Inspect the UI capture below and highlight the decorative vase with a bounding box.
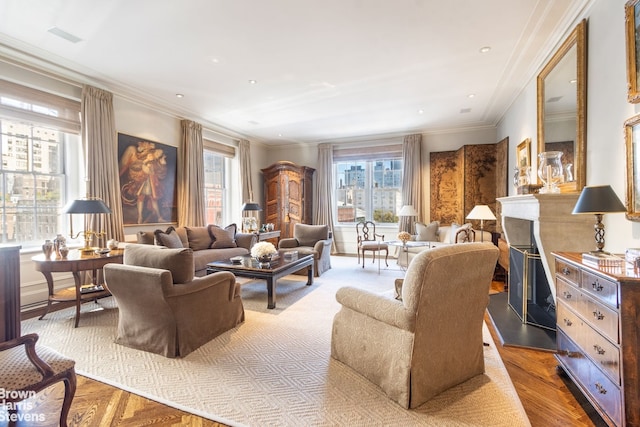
[58,245,69,259]
[537,151,564,193]
[256,254,273,268]
[107,239,119,250]
[42,240,54,260]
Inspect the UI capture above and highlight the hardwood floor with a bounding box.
[11,281,605,426]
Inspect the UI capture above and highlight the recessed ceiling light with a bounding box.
[211,58,220,63]
[175,93,184,98]
[479,46,491,54]
[249,80,257,84]
[417,109,424,114]
[468,94,475,98]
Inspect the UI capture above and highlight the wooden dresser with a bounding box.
[553,252,640,427]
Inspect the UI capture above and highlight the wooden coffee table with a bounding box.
[206,253,314,309]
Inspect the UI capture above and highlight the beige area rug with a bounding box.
[22,256,531,427]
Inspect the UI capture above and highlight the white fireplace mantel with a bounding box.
[498,194,594,299]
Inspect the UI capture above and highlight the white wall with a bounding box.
[498,0,638,254]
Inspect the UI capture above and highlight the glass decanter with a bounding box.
[537,151,564,193]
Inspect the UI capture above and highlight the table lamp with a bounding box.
[466,205,496,242]
[63,197,112,255]
[572,185,626,253]
[398,205,418,234]
[241,201,262,232]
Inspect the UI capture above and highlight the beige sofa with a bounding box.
[137,225,257,276]
[331,243,499,408]
[104,244,244,358]
[398,221,492,267]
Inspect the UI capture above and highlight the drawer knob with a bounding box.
[595,382,607,394]
[562,267,571,276]
[592,281,604,292]
[563,318,573,327]
[593,344,606,355]
[563,291,572,299]
[592,310,605,320]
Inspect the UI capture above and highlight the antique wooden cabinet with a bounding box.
[261,161,314,240]
[553,252,640,427]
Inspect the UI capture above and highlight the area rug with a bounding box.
[22,256,531,426]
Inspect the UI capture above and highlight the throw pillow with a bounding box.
[136,231,154,245]
[208,224,238,249]
[154,226,184,248]
[415,221,439,241]
[185,226,213,251]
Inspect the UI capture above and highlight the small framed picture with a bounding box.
[516,138,531,167]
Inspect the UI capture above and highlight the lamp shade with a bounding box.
[398,205,418,216]
[466,205,496,221]
[241,202,262,212]
[63,198,112,214]
[572,185,626,214]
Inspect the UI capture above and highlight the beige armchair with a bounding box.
[278,223,332,276]
[331,242,499,408]
[104,244,244,358]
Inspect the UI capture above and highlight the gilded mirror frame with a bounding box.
[536,19,587,192]
[625,114,640,221]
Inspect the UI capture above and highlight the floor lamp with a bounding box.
[466,205,496,242]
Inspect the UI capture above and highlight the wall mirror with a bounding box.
[537,19,587,192]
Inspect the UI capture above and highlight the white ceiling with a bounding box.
[0,0,589,145]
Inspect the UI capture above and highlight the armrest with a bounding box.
[166,271,238,301]
[236,233,257,250]
[278,237,299,249]
[313,239,332,254]
[335,286,414,331]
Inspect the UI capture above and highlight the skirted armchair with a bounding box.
[278,223,332,276]
[331,242,499,408]
[104,244,244,358]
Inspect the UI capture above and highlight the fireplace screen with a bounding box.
[508,246,556,331]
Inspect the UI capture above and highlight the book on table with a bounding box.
[80,284,104,294]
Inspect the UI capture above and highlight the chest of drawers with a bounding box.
[553,252,640,427]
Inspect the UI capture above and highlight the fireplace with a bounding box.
[508,245,555,330]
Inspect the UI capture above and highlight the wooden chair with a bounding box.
[0,333,76,426]
[356,221,388,268]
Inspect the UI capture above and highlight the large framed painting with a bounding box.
[626,0,640,103]
[625,114,640,221]
[117,133,177,225]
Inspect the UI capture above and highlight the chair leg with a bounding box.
[59,370,77,427]
[383,248,389,267]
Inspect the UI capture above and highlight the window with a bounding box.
[334,149,403,224]
[203,149,226,225]
[0,80,81,247]
[203,139,235,226]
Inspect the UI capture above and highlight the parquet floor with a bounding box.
[10,281,604,426]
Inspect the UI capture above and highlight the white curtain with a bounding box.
[177,120,205,227]
[399,134,423,233]
[81,85,125,241]
[313,143,337,253]
[239,139,254,202]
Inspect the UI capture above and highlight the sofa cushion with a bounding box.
[415,221,439,241]
[124,244,194,283]
[192,247,248,273]
[208,224,238,249]
[185,226,212,251]
[154,226,184,248]
[296,224,329,247]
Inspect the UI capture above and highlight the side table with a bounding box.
[32,249,124,327]
[387,240,433,269]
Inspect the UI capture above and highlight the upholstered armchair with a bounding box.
[331,242,499,408]
[278,223,333,276]
[0,333,76,427]
[103,244,244,358]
